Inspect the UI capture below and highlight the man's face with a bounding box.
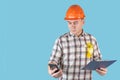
[67,19,84,36]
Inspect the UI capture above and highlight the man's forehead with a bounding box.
[67,19,80,22]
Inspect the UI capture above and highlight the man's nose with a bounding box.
[71,24,76,28]
[71,22,75,26]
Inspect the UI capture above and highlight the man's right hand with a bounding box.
[48,65,63,78]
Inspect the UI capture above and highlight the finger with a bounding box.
[100,68,107,72]
[96,68,106,72]
[52,70,62,78]
[50,68,57,74]
[96,68,107,75]
[52,72,59,77]
[51,71,59,78]
[96,68,105,72]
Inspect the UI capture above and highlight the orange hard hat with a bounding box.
[64,5,85,20]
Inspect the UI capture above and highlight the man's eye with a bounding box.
[68,22,71,24]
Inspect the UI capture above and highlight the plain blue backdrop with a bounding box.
[0,0,120,80]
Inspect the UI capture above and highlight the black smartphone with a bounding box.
[48,64,60,73]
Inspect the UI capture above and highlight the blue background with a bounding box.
[0,0,119,80]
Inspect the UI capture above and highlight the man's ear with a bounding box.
[82,19,85,24]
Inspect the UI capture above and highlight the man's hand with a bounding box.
[96,68,107,76]
[48,67,63,78]
[51,69,63,78]
[48,62,63,78]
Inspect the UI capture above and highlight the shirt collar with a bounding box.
[69,30,85,37]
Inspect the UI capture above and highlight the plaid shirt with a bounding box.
[49,31,102,80]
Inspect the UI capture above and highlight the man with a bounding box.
[48,4,107,80]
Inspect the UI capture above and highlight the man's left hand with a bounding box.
[96,68,107,76]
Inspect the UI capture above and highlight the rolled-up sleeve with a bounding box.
[93,38,102,61]
[49,38,63,64]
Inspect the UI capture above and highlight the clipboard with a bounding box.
[82,60,116,70]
